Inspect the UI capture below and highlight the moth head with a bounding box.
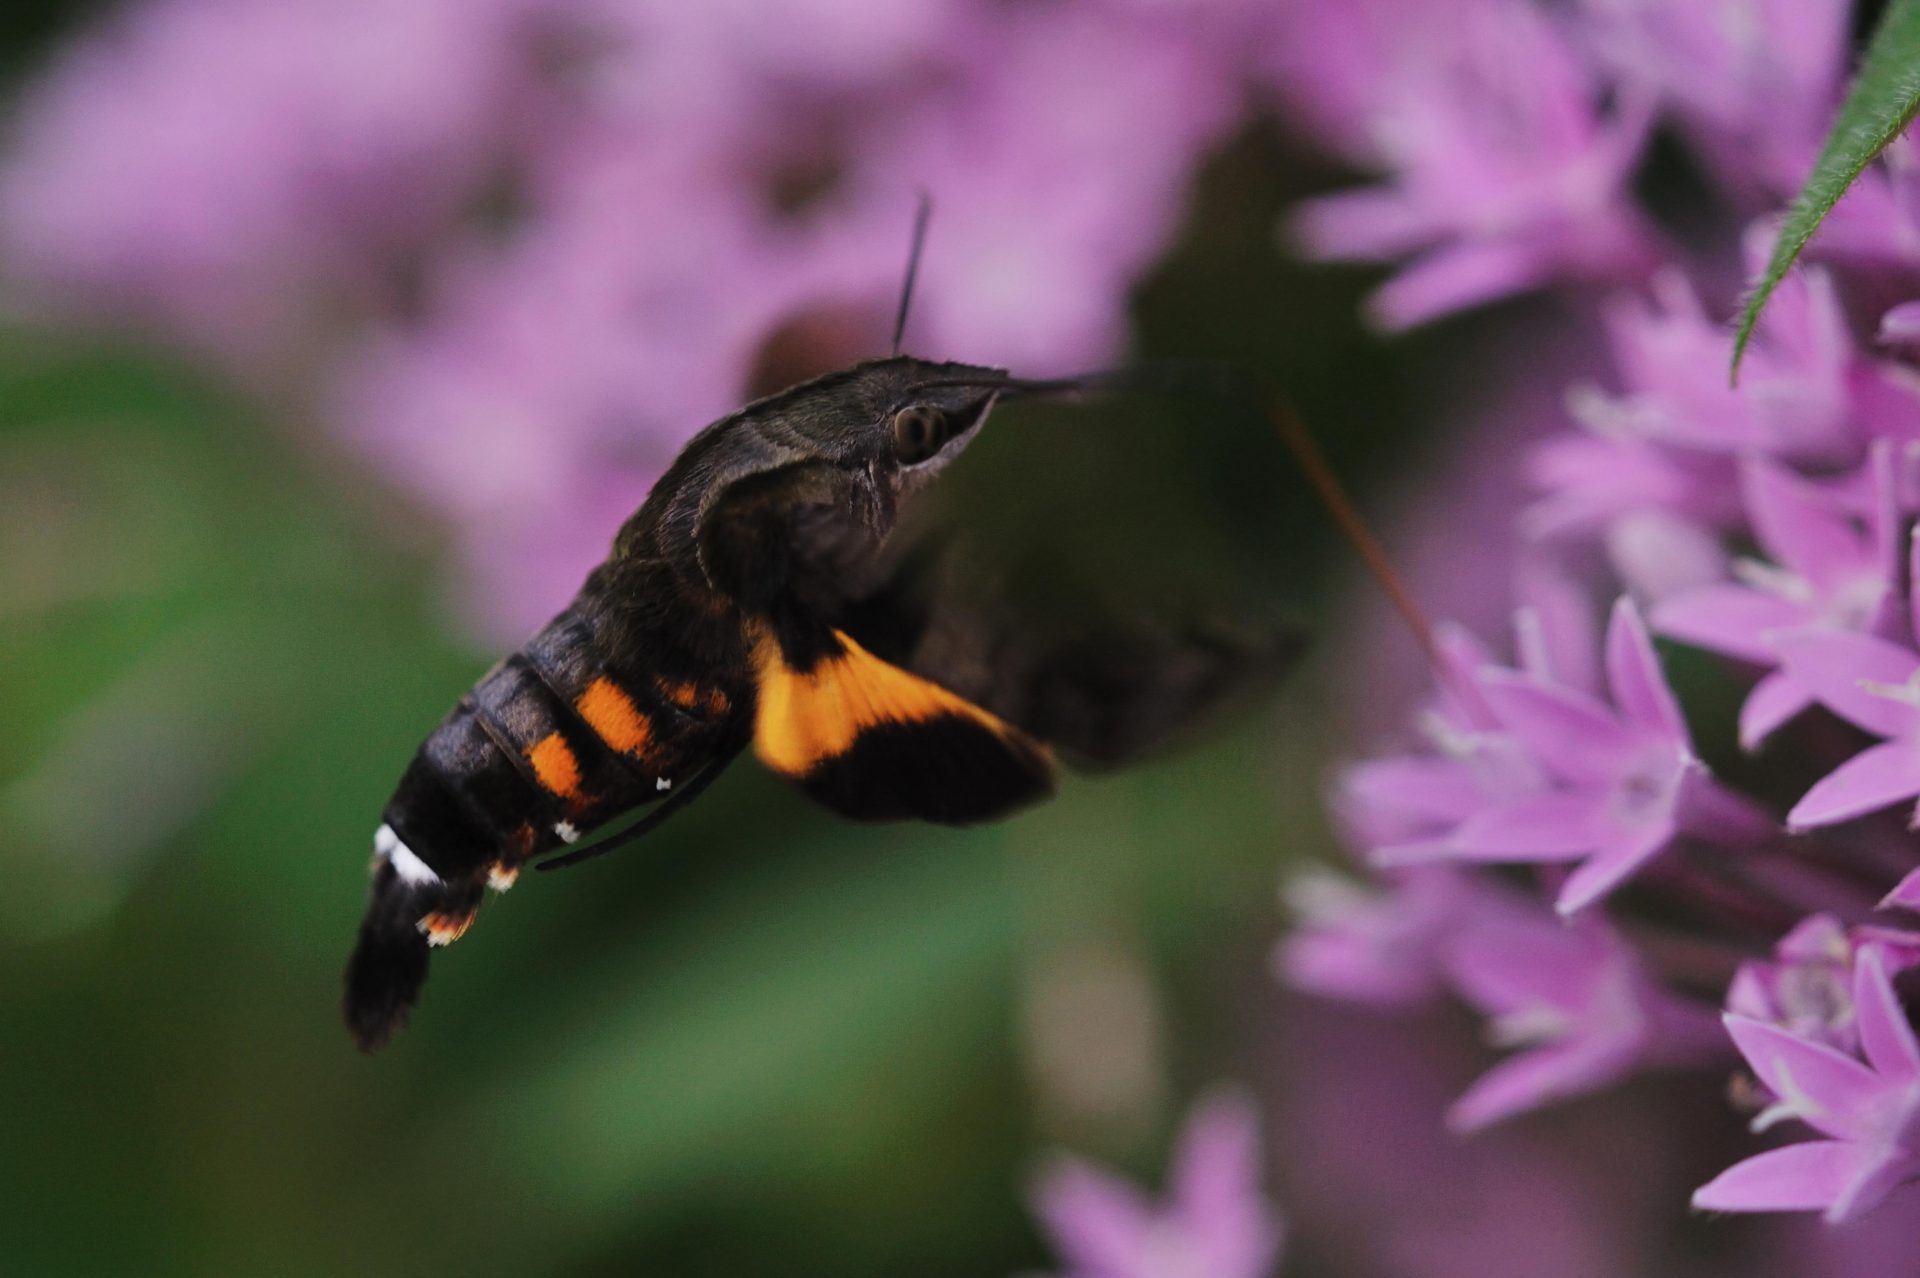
[767,355,1010,491]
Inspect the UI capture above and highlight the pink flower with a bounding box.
[1031,1091,1285,1278]
[1278,869,1476,1007]
[1443,904,1727,1131]
[1776,615,1920,831]
[1525,257,1869,551]
[1695,947,1920,1223]
[1728,916,1863,1057]
[1279,0,1659,329]
[1576,0,1847,199]
[1729,918,1920,1057]
[1379,598,1769,916]
[0,0,541,366]
[1655,449,1901,749]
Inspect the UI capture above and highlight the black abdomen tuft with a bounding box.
[342,862,434,1052]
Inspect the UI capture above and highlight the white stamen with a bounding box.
[376,824,441,886]
[1748,1057,1825,1134]
[1750,1100,1800,1133]
[1731,557,1815,605]
[554,820,580,843]
[1419,709,1477,759]
[1564,383,1659,439]
[1857,670,1920,707]
[656,777,672,791]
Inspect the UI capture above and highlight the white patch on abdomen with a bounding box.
[375,823,441,886]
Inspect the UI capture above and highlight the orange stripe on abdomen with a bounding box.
[526,731,584,799]
[575,677,654,758]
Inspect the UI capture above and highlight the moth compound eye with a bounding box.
[892,405,946,464]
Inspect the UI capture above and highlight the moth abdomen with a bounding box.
[467,653,655,844]
[345,593,754,1049]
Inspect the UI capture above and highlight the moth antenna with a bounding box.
[890,191,932,357]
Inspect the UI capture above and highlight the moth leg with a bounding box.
[536,727,750,872]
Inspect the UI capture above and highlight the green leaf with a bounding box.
[1732,0,1920,381]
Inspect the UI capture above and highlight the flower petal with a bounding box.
[1880,301,1920,343]
[1031,1157,1156,1271]
[1447,792,1608,859]
[1516,557,1600,695]
[1445,908,1609,1014]
[1853,947,1920,1084]
[1171,1090,1260,1207]
[1739,671,1811,751]
[1825,1147,1915,1224]
[1692,1141,1868,1214]
[1785,742,1920,831]
[1169,1090,1284,1277]
[1289,186,1444,261]
[1724,1015,1882,1140]
[1554,820,1675,915]
[1774,631,1920,739]
[1605,597,1689,741]
[1607,510,1727,601]
[1477,671,1638,784]
[1366,239,1549,332]
[1278,926,1437,1005]
[1742,458,1864,584]
[1341,756,1483,828]
[1446,1037,1639,1133]
[1654,585,1806,667]
[1880,865,1920,914]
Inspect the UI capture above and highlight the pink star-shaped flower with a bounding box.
[1695,947,1920,1223]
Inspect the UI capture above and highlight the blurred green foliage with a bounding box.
[0,17,1448,1262]
[0,0,97,75]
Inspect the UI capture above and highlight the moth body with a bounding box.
[345,355,1291,1050]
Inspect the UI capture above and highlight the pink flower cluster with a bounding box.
[1277,0,1920,1237]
